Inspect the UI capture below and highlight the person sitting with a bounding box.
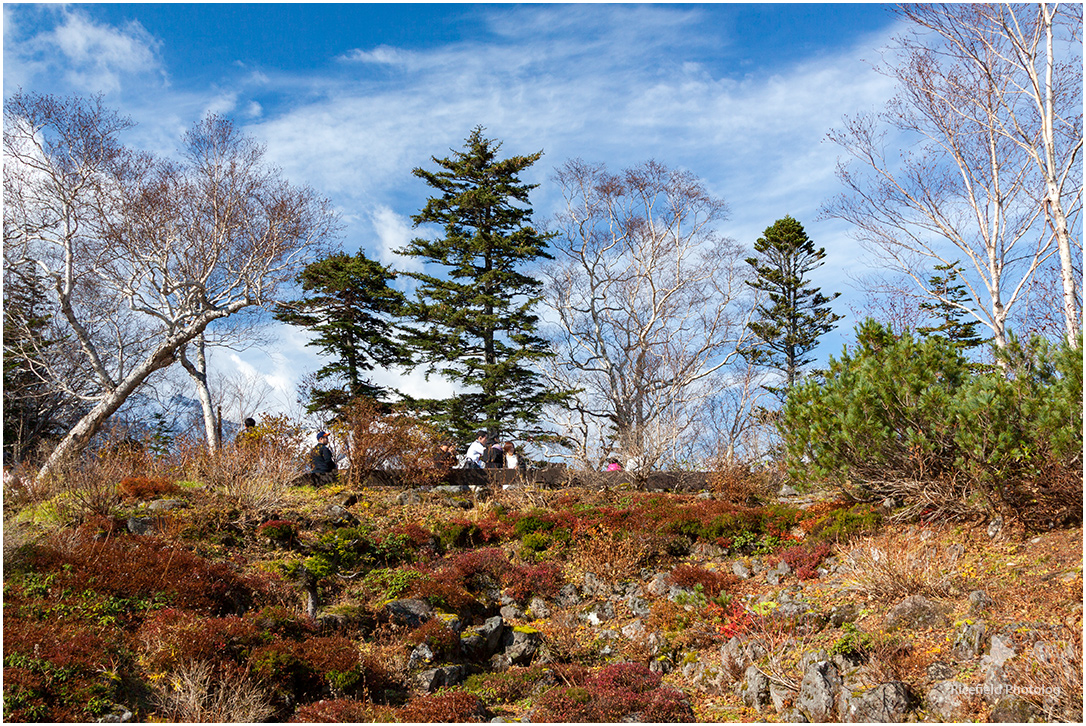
[464,432,488,469]
[484,440,506,469]
[503,442,519,469]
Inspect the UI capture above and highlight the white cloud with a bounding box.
[371,205,424,272]
[14,8,164,95]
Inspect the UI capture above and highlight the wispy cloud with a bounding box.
[8,7,164,95]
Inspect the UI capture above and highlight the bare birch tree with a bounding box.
[541,159,758,471]
[3,94,337,479]
[824,2,1082,350]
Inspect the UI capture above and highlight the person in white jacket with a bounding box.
[464,432,488,468]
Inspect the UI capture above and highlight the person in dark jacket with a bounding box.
[484,440,506,469]
[311,431,337,484]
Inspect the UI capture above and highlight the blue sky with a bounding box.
[5,3,904,420]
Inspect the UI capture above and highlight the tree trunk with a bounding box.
[179,334,220,453]
[36,347,177,481]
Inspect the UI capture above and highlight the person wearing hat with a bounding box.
[311,430,338,482]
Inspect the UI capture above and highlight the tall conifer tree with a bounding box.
[399,127,560,441]
[274,251,407,415]
[744,215,842,394]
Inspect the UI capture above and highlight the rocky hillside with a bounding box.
[3,472,1082,722]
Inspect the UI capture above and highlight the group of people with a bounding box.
[462,431,520,470]
[307,427,522,478]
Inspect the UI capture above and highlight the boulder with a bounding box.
[741,665,771,712]
[732,561,752,579]
[126,516,155,535]
[795,661,842,723]
[416,665,466,693]
[527,596,551,619]
[555,583,582,608]
[968,589,995,614]
[502,626,542,666]
[884,594,951,631]
[842,682,915,722]
[770,682,797,713]
[990,695,1038,722]
[627,595,651,617]
[953,619,987,660]
[146,498,187,511]
[926,680,970,721]
[385,598,434,628]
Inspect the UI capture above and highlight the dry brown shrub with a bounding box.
[838,529,961,602]
[707,464,772,505]
[42,449,134,518]
[566,530,655,582]
[535,611,604,664]
[334,399,448,489]
[153,659,273,722]
[183,417,305,517]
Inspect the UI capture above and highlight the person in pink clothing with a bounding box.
[605,458,622,471]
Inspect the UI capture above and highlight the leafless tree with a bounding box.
[3,94,338,479]
[541,159,758,471]
[824,2,1082,351]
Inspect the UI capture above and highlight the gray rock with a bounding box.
[780,484,799,497]
[385,598,435,628]
[778,707,810,722]
[396,489,422,506]
[827,603,858,628]
[627,595,651,618]
[926,680,969,721]
[842,682,915,722]
[798,649,829,674]
[795,661,842,722]
[126,516,155,535]
[582,600,615,625]
[646,572,670,596]
[500,604,525,621]
[983,634,1018,670]
[324,504,359,526]
[884,594,951,631]
[732,561,752,579]
[741,665,771,712]
[503,627,543,666]
[968,589,995,614]
[582,572,608,597]
[147,498,187,511]
[432,484,471,494]
[987,515,1004,538]
[555,583,581,608]
[925,661,956,681]
[953,619,987,660]
[832,651,865,679]
[691,541,726,559]
[990,695,1038,722]
[477,616,505,653]
[770,682,797,713]
[408,643,434,669]
[416,665,466,692]
[766,559,791,586]
[527,596,551,619]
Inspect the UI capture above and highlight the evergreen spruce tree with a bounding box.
[744,215,842,395]
[917,262,987,352]
[2,262,79,461]
[274,251,408,415]
[399,127,561,441]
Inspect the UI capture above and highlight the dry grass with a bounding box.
[838,527,962,601]
[152,660,273,723]
[566,530,656,582]
[187,437,303,517]
[1005,628,1083,722]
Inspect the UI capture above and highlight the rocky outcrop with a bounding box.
[884,594,951,631]
[795,660,843,722]
[842,682,916,722]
